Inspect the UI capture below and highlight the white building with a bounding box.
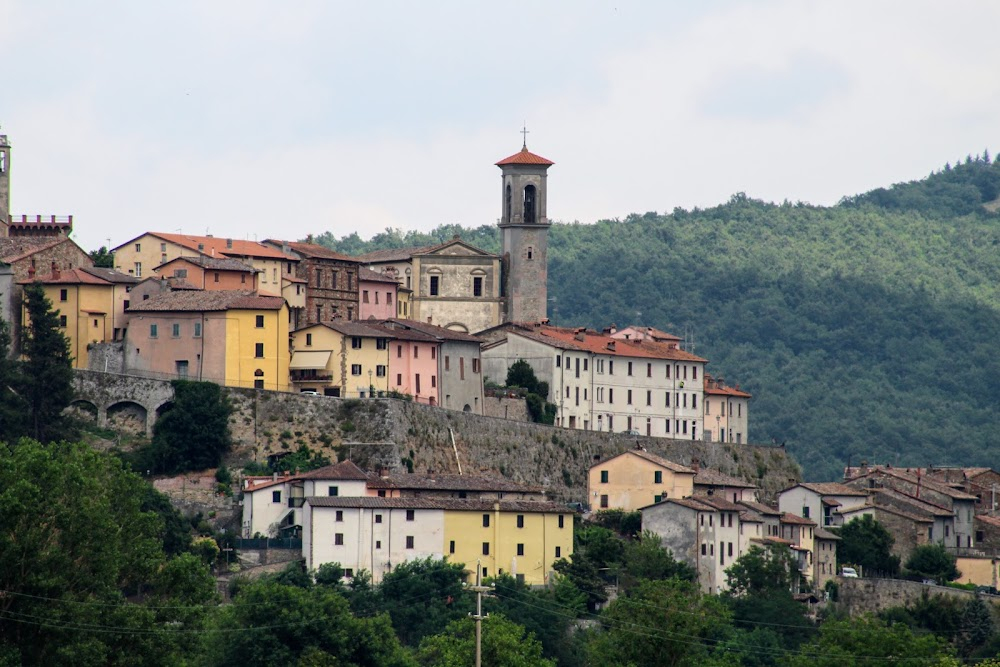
[479,322,708,437]
[777,482,869,528]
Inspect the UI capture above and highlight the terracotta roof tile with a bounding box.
[298,460,370,480]
[127,289,285,312]
[306,496,566,513]
[780,512,817,526]
[18,268,112,286]
[495,147,555,166]
[129,232,294,261]
[378,318,482,343]
[266,240,359,263]
[79,267,140,284]
[157,255,258,273]
[502,323,708,362]
[593,449,695,475]
[358,266,399,283]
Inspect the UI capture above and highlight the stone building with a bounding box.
[264,240,361,326]
[357,237,503,333]
[496,143,554,324]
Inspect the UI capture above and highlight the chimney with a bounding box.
[52,267,60,280]
[226,238,233,249]
[427,316,433,324]
[272,472,278,481]
[691,457,700,472]
[540,318,550,325]
[606,341,616,351]
[574,332,585,341]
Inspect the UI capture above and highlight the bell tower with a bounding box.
[0,132,10,236]
[497,135,554,323]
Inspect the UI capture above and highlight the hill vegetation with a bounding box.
[316,153,1000,481]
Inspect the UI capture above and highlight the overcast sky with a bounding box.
[2,1,998,252]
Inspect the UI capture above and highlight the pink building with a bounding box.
[154,256,259,291]
[358,267,398,320]
[381,325,440,405]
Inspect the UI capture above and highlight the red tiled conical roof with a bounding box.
[496,146,554,166]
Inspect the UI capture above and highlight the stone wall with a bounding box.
[71,372,801,504]
[837,577,995,615]
[482,396,529,422]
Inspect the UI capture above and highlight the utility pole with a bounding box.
[468,559,491,667]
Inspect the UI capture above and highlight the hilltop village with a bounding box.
[4,129,1000,605]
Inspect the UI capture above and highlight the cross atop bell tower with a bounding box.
[496,135,554,323]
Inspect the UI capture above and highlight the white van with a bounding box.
[841,567,859,578]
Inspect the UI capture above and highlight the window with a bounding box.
[387,292,392,305]
[362,290,369,303]
[430,276,440,296]
[376,338,387,350]
[608,388,614,404]
[135,243,141,252]
[375,514,383,524]
[406,536,415,549]
[516,515,525,528]
[647,363,652,377]
[352,337,362,349]
[517,543,524,556]
[255,343,264,358]
[473,277,483,297]
[255,315,265,328]
[449,540,455,554]
[600,495,609,508]
[414,346,419,359]
[376,365,387,377]
[482,542,490,555]
[406,510,415,521]
[396,374,402,385]
[194,322,202,337]
[802,506,810,518]
[59,289,68,302]
[172,323,180,337]
[558,515,565,528]
[397,345,403,358]
[555,546,562,558]
[627,390,632,405]
[692,394,697,409]
[654,470,663,484]
[705,399,710,415]
[176,360,189,377]
[59,315,67,327]
[431,375,436,388]
[647,390,652,406]
[272,491,281,503]
[666,392,671,407]
[351,364,362,376]
[627,362,633,376]
[335,510,343,521]
[693,366,698,379]
[335,533,344,545]
[431,347,436,360]
[556,355,560,368]
[254,379,265,389]
[213,272,220,283]
[600,470,609,484]
[609,360,614,375]
[150,324,158,338]
[329,486,339,497]
[483,514,490,528]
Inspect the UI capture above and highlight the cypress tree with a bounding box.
[19,283,75,442]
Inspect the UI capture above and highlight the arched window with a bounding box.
[523,185,537,224]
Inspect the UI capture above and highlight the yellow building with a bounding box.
[588,449,696,511]
[20,267,137,368]
[125,290,289,391]
[444,501,573,585]
[289,321,391,397]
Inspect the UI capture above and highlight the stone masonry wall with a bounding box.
[482,396,529,422]
[837,577,997,616]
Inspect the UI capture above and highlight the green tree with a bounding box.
[588,578,733,667]
[958,596,995,658]
[724,544,796,597]
[786,615,956,667]
[149,380,233,473]
[0,439,204,666]
[19,283,74,442]
[140,483,193,556]
[416,614,555,667]
[0,316,26,443]
[904,543,960,583]
[376,557,471,647]
[207,578,414,667]
[506,359,540,394]
[619,531,696,590]
[88,246,115,268]
[835,515,901,576]
[486,574,585,665]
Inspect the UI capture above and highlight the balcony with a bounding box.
[290,371,333,384]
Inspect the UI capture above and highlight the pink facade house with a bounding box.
[154,256,259,291]
[383,325,440,405]
[358,267,398,320]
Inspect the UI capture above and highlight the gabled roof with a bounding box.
[738,500,782,516]
[126,289,285,312]
[115,232,294,261]
[156,255,258,273]
[740,510,764,523]
[488,322,708,362]
[646,497,716,513]
[976,515,1000,529]
[589,449,695,475]
[784,482,869,497]
[265,239,359,263]
[814,528,841,540]
[780,512,817,526]
[358,266,399,284]
[693,469,757,489]
[844,467,978,501]
[365,472,542,494]
[306,497,565,513]
[703,375,752,398]
[300,320,392,339]
[495,146,554,166]
[79,267,139,284]
[377,318,482,343]
[356,238,496,263]
[299,460,369,481]
[18,268,113,286]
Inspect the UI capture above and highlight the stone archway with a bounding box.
[106,400,150,436]
[66,399,99,424]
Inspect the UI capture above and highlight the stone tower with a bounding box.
[0,133,10,236]
[497,142,554,323]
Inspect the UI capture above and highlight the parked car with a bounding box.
[841,567,859,578]
[624,429,641,436]
[300,390,319,396]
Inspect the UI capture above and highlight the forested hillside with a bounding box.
[316,155,1000,481]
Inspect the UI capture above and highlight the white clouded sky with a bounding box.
[2,1,998,251]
